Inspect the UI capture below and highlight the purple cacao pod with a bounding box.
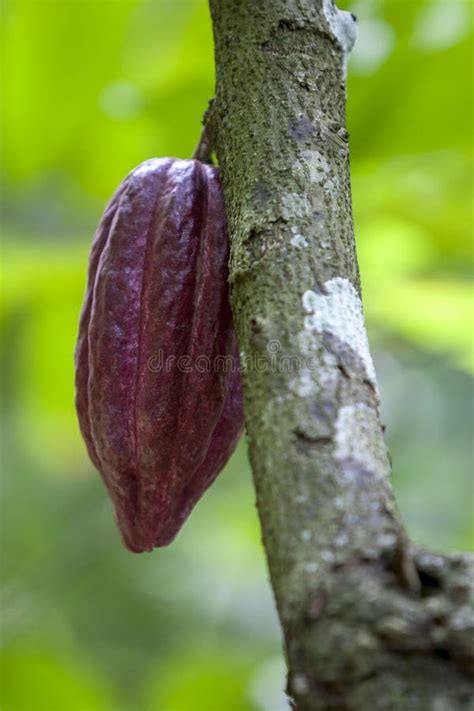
[75,158,244,552]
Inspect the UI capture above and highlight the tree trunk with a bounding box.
[208,1,473,709]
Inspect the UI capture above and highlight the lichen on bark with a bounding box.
[208,1,474,708]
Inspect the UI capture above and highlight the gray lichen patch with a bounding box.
[334,403,390,477]
[290,232,309,248]
[281,192,311,221]
[322,0,358,66]
[302,277,378,391]
[289,367,318,398]
[290,148,339,213]
[291,336,340,402]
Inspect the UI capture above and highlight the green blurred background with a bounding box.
[0,1,472,709]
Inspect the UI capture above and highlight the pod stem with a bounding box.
[193,99,216,164]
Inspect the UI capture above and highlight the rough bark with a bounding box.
[208,1,474,709]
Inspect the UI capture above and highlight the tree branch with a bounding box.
[208,1,474,708]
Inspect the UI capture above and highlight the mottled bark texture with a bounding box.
[208,1,474,709]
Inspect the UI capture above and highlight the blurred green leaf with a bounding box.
[357,217,474,371]
[0,652,114,711]
[2,0,213,200]
[1,241,89,476]
[368,276,473,372]
[143,651,257,711]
